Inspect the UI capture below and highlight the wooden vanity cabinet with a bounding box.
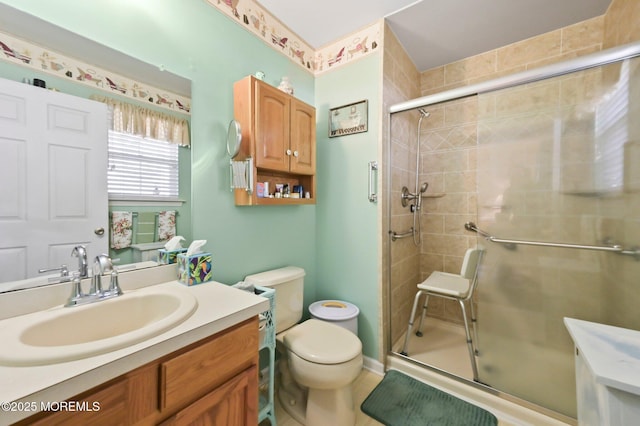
[19,317,259,426]
[159,365,257,425]
[234,75,316,206]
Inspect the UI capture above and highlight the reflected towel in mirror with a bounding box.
[110,212,133,249]
[158,211,176,241]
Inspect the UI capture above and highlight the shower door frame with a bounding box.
[385,39,640,416]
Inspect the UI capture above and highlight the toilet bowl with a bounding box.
[244,267,363,426]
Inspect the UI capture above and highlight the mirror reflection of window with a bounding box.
[108,132,180,201]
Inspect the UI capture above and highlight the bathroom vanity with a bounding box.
[0,265,269,425]
[565,318,640,425]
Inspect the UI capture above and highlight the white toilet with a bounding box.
[245,266,363,426]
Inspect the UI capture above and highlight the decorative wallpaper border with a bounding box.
[313,22,381,75]
[206,0,381,75]
[0,1,381,102]
[0,30,191,115]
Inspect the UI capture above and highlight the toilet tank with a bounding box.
[244,266,305,333]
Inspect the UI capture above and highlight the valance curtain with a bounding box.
[91,96,190,147]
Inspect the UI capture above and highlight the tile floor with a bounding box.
[264,318,574,426]
[264,319,480,425]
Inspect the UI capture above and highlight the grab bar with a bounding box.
[390,228,414,242]
[368,161,378,203]
[464,222,640,260]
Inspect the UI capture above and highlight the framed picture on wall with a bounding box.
[329,99,368,138]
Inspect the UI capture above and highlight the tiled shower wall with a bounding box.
[416,9,630,326]
[384,0,640,339]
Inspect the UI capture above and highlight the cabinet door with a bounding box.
[255,82,290,172]
[159,365,258,426]
[290,98,316,175]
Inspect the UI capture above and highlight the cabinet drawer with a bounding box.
[160,317,258,411]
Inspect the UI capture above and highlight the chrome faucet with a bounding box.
[65,254,123,307]
[90,254,123,296]
[71,245,89,278]
[38,245,90,284]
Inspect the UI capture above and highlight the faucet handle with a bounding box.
[95,254,114,273]
[39,265,70,283]
[90,254,116,295]
[108,268,123,296]
[38,264,69,276]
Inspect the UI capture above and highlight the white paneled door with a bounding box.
[0,78,108,283]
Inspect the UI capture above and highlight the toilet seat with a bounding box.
[283,319,362,364]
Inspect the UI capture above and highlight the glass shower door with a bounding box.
[475,56,640,417]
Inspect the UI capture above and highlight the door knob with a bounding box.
[286,149,292,156]
[293,150,299,157]
[94,227,105,236]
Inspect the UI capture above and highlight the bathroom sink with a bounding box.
[0,285,198,366]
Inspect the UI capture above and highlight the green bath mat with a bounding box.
[361,370,497,426]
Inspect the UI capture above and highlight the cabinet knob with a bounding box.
[286,149,292,156]
[293,150,299,157]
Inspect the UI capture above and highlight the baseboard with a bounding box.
[363,355,385,375]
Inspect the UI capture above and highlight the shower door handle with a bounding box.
[368,161,378,203]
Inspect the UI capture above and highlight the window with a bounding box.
[94,96,190,202]
[107,131,180,201]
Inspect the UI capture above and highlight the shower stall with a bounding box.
[386,41,640,419]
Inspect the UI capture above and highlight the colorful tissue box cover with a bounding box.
[177,252,213,285]
[158,248,188,264]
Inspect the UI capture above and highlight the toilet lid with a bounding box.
[283,319,362,365]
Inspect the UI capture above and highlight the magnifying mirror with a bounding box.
[226,119,242,158]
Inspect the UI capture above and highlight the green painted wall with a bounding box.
[315,53,382,359]
[0,0,317,305]
[1,0,384,359]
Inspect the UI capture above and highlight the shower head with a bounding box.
[418,108,430,117]
[419,182,428,193]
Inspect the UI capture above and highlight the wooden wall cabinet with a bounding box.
[19,317,259,426]
[233,76,316,206]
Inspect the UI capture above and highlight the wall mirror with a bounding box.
[226,119,242,158]
[0,4,192,293]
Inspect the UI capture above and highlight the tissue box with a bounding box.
[158,248,188,264]
[177,252,213,285]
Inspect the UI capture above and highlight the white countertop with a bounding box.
[0,274,268,425]
[564,317,640,396]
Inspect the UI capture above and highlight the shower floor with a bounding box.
[393,317,473,380]
[392,319,577,424]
